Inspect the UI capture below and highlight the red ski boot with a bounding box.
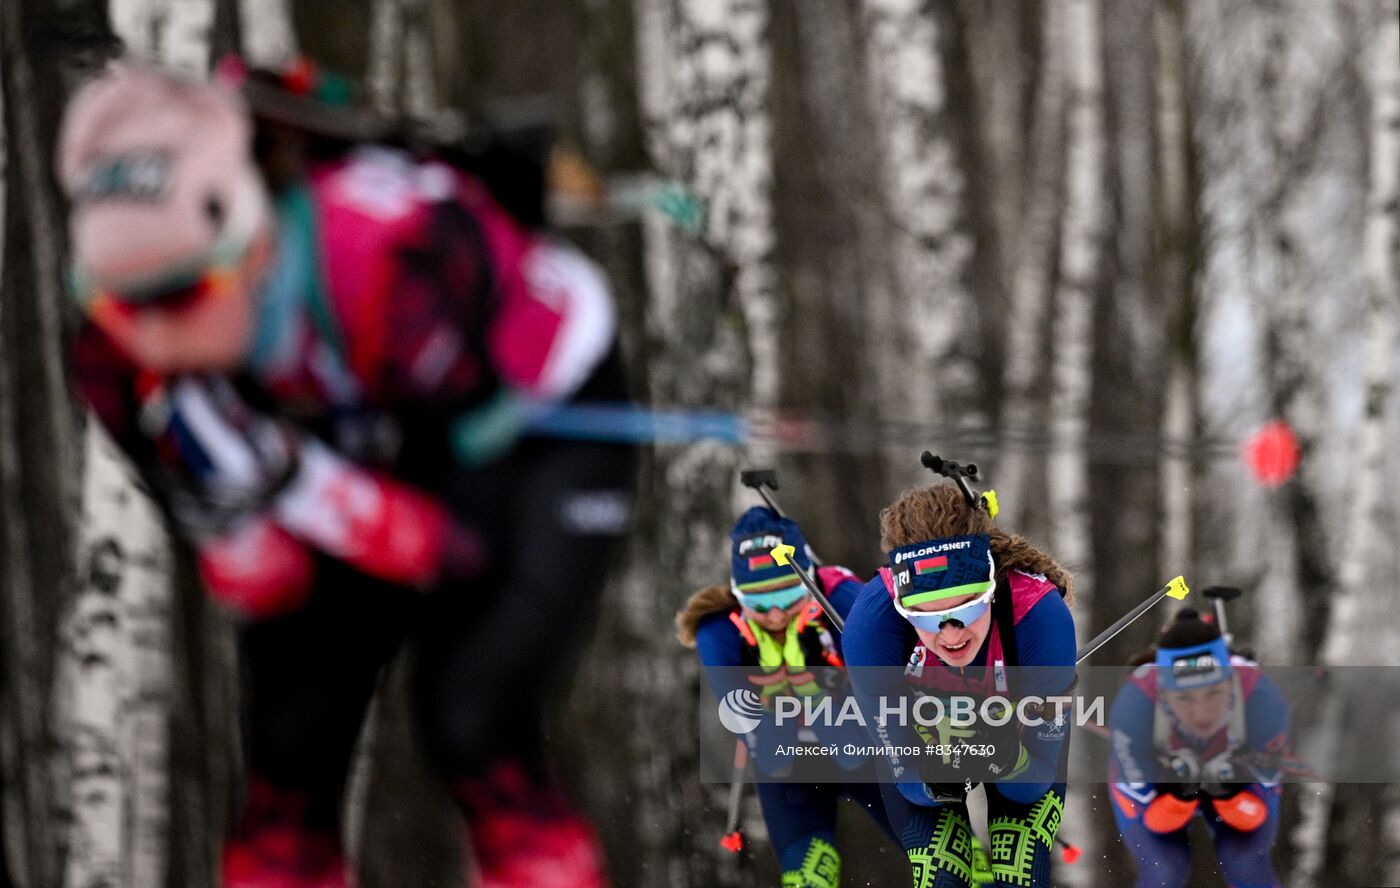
[222,779,348,888]
[459,762,609,888]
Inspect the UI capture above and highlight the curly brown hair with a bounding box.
[674,584,738,648]
[879,482,1075,604]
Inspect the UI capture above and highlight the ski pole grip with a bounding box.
[1075,577,1190,665]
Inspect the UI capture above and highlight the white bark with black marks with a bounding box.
[1155,0,1196,579]
[57,4,215,884]
[859,0,977,426]
[366,0,404,113]
[57,426,175,888]
[1323,0,1399,667]
[643,0,779,434]
[109,0,216,72]
[364,0,437,121]
[237,0,297,69]
[1187,0,1364,879]
[2,0,93,880]
[626,2,777,881]
[997,1,1065,528]
[1049,3,1106,882]
[1048,0,1104,611]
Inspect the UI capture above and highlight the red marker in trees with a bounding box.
[1244,421,1300,487]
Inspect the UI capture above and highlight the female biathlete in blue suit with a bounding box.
[1109,609,1288,888]
[842,482,1077,888]
[677,506,896,888]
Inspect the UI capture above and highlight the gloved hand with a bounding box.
[1200,751,1250,799]
[1209,788,1269,832]
[145,375,485,587]
[1143,792,1199,834]
[954,714,1026,781]
[899,780,969,807]
[915,696,1027,784]
[196,515,315,618]
[272,431,485,586]
[1158,749,1202,798]
[140,375,298,539]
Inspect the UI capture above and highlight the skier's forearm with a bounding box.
[274,436,484,586]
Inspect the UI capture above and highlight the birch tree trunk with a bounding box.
[1048,0,1104,634]
[2,1,113,884]
[578,1,783,883]
[769,0,902,542]
[1320,0,1399,670]
[53,4,214,886]
[996,1,1065,531]
[859,0,981,432]
[1153,0,1199,592]
[1201,0,1351,668]
[57,428,176,888]
[366,0,405,114]
[1186,0,1362,880]
[1048,2,1106,884]
[1302,3,1400,884]
[236,0,296,69]
[109,0,215,72]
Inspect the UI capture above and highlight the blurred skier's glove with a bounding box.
[196,515,315,619]
[1142,793,1199,833]
[1209,788,1269,832]
[1161,748,1201,780]
[272,434,485,586]
[145,375,485,587]
[140,375,298,539]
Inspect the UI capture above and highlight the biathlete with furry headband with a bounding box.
[58,61,636,888]
[842,483,1076,888]
[1109,609,1288,888]
[677,507,897,888]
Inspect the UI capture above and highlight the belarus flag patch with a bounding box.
[748,554,776,570]
[914,556,948,575]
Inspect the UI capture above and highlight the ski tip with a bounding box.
[1060,843,1082,864]
[720,832,744,853]
[1166,576,1190,600]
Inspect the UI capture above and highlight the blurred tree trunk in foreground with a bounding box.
[2,1,116,885]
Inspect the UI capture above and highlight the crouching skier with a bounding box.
[677,506,897,887]
[842,482,1077,888]
[1109,609,1288,888]
[58,62,636,887]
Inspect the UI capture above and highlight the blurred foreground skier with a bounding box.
[59,61,635,888]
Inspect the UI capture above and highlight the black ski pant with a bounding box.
[235,434,637,832]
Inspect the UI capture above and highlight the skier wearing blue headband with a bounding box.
[843,483,1077,888]
[1109,609,1289,888]
[677,506,897,887]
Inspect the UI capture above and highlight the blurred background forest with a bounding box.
[1,0,1398,886]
